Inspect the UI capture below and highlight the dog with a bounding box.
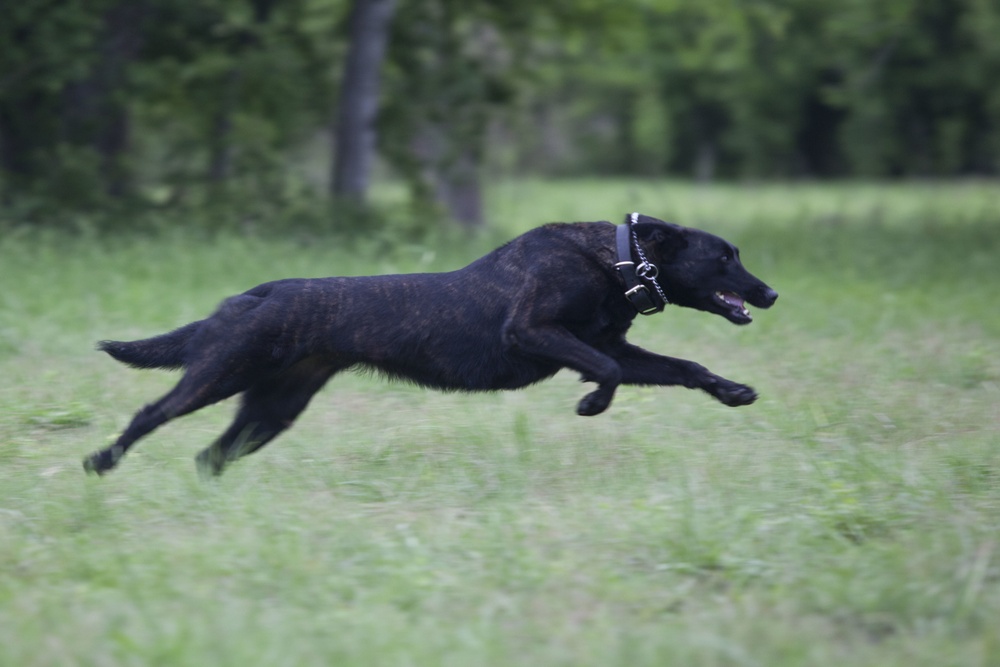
[83,213,777,477]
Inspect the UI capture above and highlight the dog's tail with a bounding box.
[98,320,203,370]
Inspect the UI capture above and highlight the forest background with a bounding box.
[2,0,999,230]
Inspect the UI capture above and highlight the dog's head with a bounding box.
[632,215,778,325]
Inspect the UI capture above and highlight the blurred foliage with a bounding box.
[0,0,998,229]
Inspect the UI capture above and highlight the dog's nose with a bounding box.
[752,286,778,308]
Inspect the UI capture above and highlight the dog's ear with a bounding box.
[633,215,688,253]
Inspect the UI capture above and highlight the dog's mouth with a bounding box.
[714,291,752,324]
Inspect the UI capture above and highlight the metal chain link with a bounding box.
[629,213,669,305]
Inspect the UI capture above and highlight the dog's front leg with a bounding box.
[613,343,758,407]
[502,322,621,416]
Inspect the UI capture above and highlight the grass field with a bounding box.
[1,180,999,666]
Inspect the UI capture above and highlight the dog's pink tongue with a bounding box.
[722,292,744,307]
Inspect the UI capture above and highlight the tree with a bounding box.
[823,0,1000,176]
[378,0,621,226]
[206,0,281,183]
[331,0,396,203]
[133,0,343,202]
[3,0,999,222]
[0,1,110,202]
[61,1,150,198]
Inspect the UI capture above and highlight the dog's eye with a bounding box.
[720,254,730,263]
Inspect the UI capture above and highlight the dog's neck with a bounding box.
[614,212,669,315]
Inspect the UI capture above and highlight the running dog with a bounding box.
[83,213,778,477]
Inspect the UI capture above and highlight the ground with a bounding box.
[1,179,998,666]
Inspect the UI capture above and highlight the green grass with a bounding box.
[1,179,999,666]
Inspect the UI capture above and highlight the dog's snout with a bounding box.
[748,285,778,309]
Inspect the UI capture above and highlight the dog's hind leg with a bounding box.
[195,358,340,477]
[83,359,265,475]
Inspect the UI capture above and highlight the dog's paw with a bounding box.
[82,446,122,476]
[710,380,758,407]
[195,447,226,479]
[577,388,614,416]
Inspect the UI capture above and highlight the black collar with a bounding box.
[615,212,669,315]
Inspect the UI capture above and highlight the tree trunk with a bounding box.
[331,0,396,202]
[407,121,484,228]
[59,1,148,198]
[207,68,239,183]
[694,140,716,183]
[437,147,483,228]
[0,92,46,184]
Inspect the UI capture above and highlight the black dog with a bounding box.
[83,213,777,477]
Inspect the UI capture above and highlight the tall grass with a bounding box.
[1,180,998,666]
